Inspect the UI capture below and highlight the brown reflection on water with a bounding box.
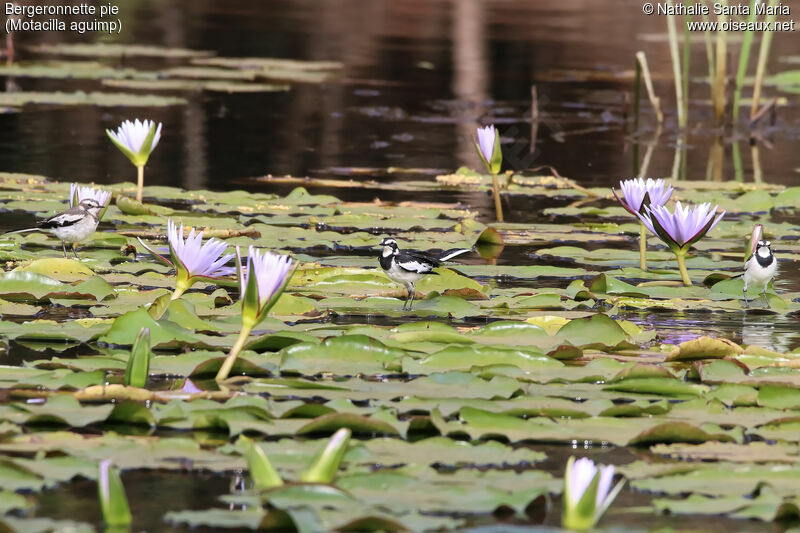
[0,0,797,189]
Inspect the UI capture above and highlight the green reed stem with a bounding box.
[732,0,758,123]
[667,1,686,129]
[639,222,648,271]
[491,173,504,222]
[751,0,778,121]
[136,165,144,202]
[216,326,252,381]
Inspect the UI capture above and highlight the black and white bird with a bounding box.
[4,198,103,259]
[378,237,471,310]
[743,239,777,308]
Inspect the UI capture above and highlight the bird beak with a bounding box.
[749,224,763,256]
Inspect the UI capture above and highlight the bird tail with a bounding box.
[2,228,39,236]
[439,248,472,262]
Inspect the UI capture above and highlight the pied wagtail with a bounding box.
[5,198,103,259]
[742,239,777,308]
[379,237,471,310]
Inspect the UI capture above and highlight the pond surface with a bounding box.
[2,0,800,531]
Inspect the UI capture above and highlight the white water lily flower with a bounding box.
[106,118,163,202]
[106,119,162,168]
[562,457,625,531]
[70,183,112,220]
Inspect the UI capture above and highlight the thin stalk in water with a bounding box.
[136,165,144,202]
[750,0,778,121]
[639,222,648,271]
[732,140,743,182]
[633,58,641,177]
[217,327,252,382]
[676,252,692,286]
[491,173,504,222]
[713,12,727,126]
[732,0,758,123]
[666,2,686,129]
[682,0,691,126]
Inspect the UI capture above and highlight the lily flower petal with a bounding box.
[614,177,673,215]
[167,219,235,280]
[70,183,112,209]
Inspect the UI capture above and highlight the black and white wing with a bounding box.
[38,207,86,229]
[395,250,439,274]
[439,248,472,261]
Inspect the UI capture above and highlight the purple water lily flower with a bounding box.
[238,246,294,320]
[216,246,296,381]
[137,219,235,299]
[476,126,496,164]
[474,125,504,221]
[637,201,725,285]
[167,220,234,280]
[613,178,673,215]
[638,201,725,251]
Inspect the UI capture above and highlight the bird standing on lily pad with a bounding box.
[474,125,504,222]
[743,238,777,308]
[106,119,162,202]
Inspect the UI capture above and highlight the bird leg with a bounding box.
[61,241,68,259]
[762,285,769,305]
[73,245,80,260]
[406,282,415,310]
[743,281,749,309]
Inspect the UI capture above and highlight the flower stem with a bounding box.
[215,326,252,382]
[675,251,692,286]
[491,173,504,222]
[136,165,144,202]
[639,222,647,271]
[170,287,185,300]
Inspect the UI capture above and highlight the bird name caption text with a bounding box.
[5,3,121,35]
[641,2,796,32]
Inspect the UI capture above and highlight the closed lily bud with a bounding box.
[474,125,502,175]
[562,456,624,531]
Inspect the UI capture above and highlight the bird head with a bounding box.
[756,240,772,258]
[380,237,398,257]
[79,198,103,216]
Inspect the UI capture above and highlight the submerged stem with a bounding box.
[136,165,145,202]
[639,222,648,271]
[491,173,504,222]
[675,251,692,286]
[216,326,252,381]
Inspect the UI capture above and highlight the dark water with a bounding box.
[2,1,800,530]
[1,0,798,189]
